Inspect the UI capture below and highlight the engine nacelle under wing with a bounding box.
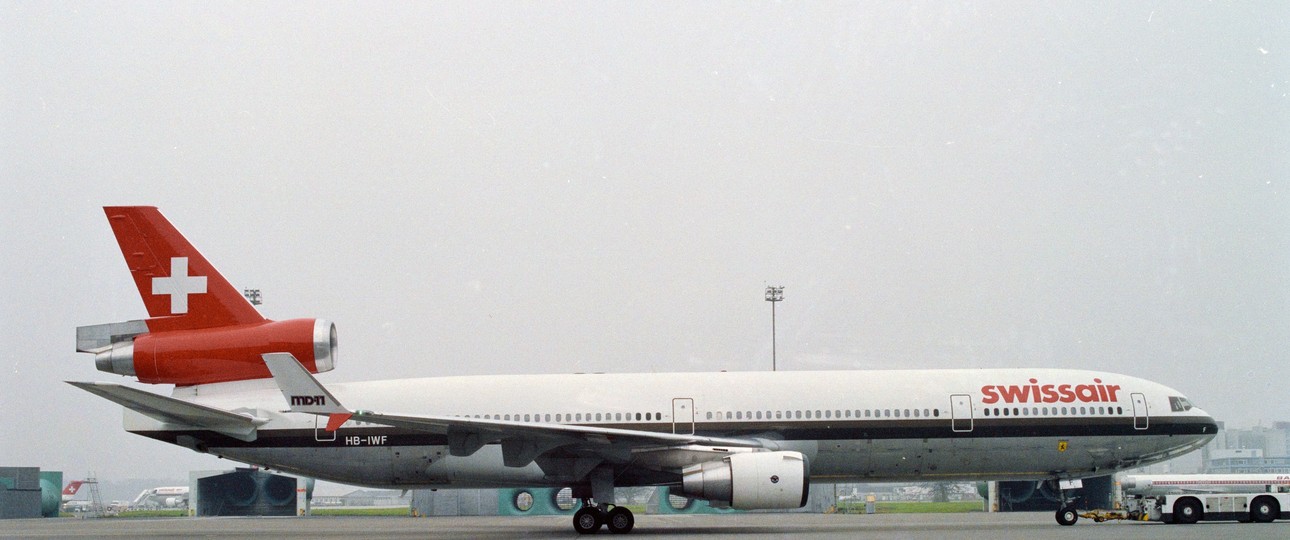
[680,451,809,510]
[92,318,336,385]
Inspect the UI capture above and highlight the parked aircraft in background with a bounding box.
[71,207,1217,533]
[61,480,85,502]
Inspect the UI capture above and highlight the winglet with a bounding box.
[263,353,350,431]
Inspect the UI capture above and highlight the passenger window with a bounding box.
[933,409,939,417]
[884,409,891,418]
[776,411,783,419]
[865,410,871,418]
[795,410,802,419]
[825,410,832,419]
[756,411,763,420]
[815,410,822,418]
[903,409,910,417]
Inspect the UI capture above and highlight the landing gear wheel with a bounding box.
[573,507,604,534]
[1056,506,1078,526]
[1251,496,1279,523]
[1173,498,1201,524]
[606,506,634,534]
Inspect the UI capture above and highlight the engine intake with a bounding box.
[680,451,809,510]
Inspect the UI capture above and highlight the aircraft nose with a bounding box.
[1195,409,1219,433]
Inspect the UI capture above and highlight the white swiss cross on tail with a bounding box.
[151,257,208,314]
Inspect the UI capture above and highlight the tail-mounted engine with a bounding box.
[680,451,809,510]
[77,318,336,386]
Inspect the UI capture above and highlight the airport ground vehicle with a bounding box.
[1060,474,1290,525]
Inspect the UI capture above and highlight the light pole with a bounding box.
[765,286,784,371]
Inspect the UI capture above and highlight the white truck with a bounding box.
[1105,474,1290,524]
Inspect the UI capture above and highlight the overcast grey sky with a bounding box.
[2,2,1286,484]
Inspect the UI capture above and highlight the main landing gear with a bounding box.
[573,499,634,534]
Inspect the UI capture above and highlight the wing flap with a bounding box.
[68,381,262,442]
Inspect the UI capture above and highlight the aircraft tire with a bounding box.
[606,506,635,534]
[1055,506,1078,526]
[573,507,604,534]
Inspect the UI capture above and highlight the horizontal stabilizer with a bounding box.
[67,381,264,441]
[75,320,148,353]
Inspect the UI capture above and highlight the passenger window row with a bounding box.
[981,405,1125,417]
[453,404,1125,425]
[703,408,942,421]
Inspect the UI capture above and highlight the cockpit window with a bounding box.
[1169,396,1193,412]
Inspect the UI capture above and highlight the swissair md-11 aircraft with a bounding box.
[72,206,1217,533]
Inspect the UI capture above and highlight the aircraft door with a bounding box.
[1131,393,1148,430]
[672,398,694,435]
[950,394,973,432]
[315,415,337,442]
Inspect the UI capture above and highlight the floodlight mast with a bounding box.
[765,286,784,371]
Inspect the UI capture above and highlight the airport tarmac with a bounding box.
[1,512,1285,539]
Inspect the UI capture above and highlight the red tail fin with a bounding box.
[84,207,336,386]
[104,206,264,332]
[63,481,84,497]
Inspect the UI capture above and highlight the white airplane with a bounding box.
[71,206,1218,532]
[131,486,190,509]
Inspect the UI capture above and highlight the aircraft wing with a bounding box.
[67,381,266,442]
[262,354,768,473]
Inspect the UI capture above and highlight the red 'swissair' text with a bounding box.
[981,378,1121,405]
